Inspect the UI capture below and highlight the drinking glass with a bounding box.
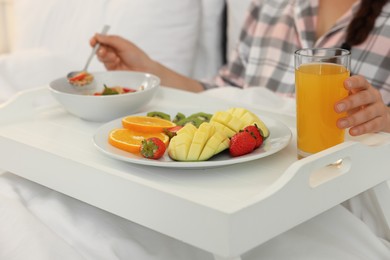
[295,48,350,159]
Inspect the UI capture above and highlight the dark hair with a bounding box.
[343,0,388,49]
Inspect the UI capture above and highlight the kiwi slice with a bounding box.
[176,117,203,128]
[173,112,186,123]
[187,112,212,122]
[146,111,171,121]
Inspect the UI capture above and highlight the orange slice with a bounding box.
[122,116,176,133]
[109,128,170,153]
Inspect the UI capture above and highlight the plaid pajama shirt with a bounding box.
[203,0,390,104]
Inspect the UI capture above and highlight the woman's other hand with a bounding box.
[90,34,155,73]
[335,75,390,136]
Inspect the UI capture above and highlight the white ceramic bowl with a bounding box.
[49,71,160,122]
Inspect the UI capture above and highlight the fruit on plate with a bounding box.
[168,122,229,161]
[163,125,184,139]
[167,124,196,161]
[174,112,213,128]
[146,111,171,121]
[229,130,257,157]
[144,111,213,128]
[209,107,269,138]
[109,128,169,153]
[122,115,176,133]
[108,108,269,160]
[139,137,167,159]
[229,124,265,157]
[243,124,264,148]
[172,112,186,123]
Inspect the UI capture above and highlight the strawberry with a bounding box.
[68,72,87,82]
[123,87,136,93]
[243,124,264,148]
[163,125,183,139]
[139,137,166,159]
[229,131,257,157]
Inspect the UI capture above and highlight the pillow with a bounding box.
[12,0,106,71]
[105,0,200,77]
[12,0,200,77]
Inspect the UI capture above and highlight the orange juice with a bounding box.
[295,63,349,158]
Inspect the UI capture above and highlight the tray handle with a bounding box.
[251,134,390,206]
[287,137,390,190]
[0,86,53,122]
[236,137,390,252]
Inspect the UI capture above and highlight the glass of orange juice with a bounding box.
[295,48,350,159]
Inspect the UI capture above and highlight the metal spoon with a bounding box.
[67,25,110,83]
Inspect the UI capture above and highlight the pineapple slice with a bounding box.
[215,133,230,154]
[187,123,215,161]
[168,128,194,161]
[227,107,247,118]
[168,122,229,161]
[168,137,177,159]
[210,121,236,138]
[211,107,269,138]
[245,110,269,138]
[177,123,197,135]
[199,131,229,160]
[210,111,246,136]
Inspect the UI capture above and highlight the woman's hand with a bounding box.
[335,75,390,136]
[90,34,156,73]
[90,34,204,93]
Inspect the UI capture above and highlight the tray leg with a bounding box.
[371,181,390,240]
[213,255,242,260]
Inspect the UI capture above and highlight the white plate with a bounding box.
[93,111,292,169]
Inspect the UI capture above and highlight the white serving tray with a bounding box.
[0,86,390,259]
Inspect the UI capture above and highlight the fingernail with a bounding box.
[350,128,359,136]
[336,103,346,112]
[338,119,348,128]
[345,79,353,88]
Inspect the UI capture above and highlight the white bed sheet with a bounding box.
[0,88,390,260]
